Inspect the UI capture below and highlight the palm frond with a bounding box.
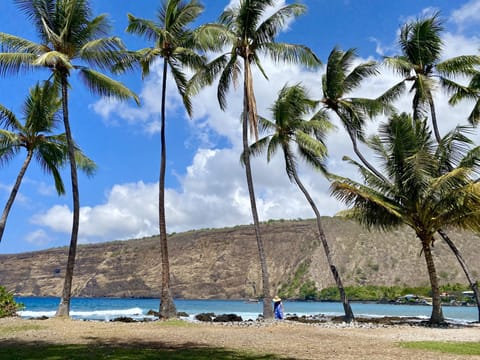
[0,32,44,53]
[169,61,192,116]
[187,53,231,97]
[0,52,38,75]
[194,23,235,52]
[247,135,271,161]
[343,61,379,93]
[383,56,414,78]
[376,80,406,111]
[264,42,320,69]
[0,104,21,130]
[79,37,126,71]
[436,55,480,77]
[126,15,161,42]
[217,54,241,111]
[78,68,139,104]
[255,3,306,46]
[399,11,443,67]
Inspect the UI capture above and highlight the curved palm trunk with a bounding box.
[438,229,480,321]
[428,96,442,143]
[0,151,34,242]
[56,75,80,318]
[419,234,444,324]
[158,60,177,319]
[290,168,354,322]
[243,59,273,319]
[346,128,389,183]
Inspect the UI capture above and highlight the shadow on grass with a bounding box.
[0,339,294,359]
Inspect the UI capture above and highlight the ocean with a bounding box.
[15,297,478,323]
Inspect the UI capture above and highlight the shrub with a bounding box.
[0,286,23,318]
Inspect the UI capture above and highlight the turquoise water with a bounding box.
[15,297,478,323]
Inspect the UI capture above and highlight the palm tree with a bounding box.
[249,83,355,322]
[384,12,480,142]
[385,13,480,320]
[320,47,401,182]
[330,113,480,325]
[190,0,319,319]
[0,0,138,317]
[115,0,206,319]
[444,70,480,125]
[0,81,95,244]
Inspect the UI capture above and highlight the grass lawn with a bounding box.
[400,341,480,356]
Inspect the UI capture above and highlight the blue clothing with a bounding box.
[274,301,284,320]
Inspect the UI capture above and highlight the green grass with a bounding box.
[0,344,287,360]
[0,323,44,335]
[400,341,480,355]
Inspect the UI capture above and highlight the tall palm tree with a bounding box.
[385,14,480,319]
[330,113,480,325]
[115,0,206,319]
[320,47,401,183]
[384,12,480,142]
[0,0,138,317]
[0,81,95,244]
[190,0,319,319]
[249,83,355,322]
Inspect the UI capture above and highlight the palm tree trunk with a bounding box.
[438,229,480,321]
[243,59,273,319]
[56,75,80,318]
[0,151,34,243]
[428,96,442,143]
[158,60,177,319]
[290,168,354,322]
[419,234,445,324]
[346,128,389,183]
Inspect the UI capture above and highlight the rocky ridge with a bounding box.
[0,217,478,298]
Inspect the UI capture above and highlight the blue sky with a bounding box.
[1,0,479,254]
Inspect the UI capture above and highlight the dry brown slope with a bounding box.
[0,217,478,298]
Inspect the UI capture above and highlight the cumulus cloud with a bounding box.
[29,4,480,245]
[451,0,480,27]
[25,229,52,247]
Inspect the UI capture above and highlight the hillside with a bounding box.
[0,217,479,299]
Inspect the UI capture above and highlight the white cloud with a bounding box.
[451,0,480,27]
[25,229,52,247]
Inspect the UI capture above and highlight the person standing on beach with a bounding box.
[273,296,284,320]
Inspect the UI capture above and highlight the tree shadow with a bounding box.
[0,339,295,359]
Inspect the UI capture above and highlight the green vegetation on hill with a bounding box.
[279,280,477,304]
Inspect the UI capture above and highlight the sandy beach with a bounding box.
[0,317,479,359]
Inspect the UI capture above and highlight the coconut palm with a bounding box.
[330,113,480,325]
[385,13,480,319]
[320,47,401,182]
[189,0,319,319]
[115,0,207,319]
[249,83,355,322]
[434,125,480,321]
[0,81,95,244]
[384,12,480,142]
[444,70,480,125]
[0,0,138,317]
